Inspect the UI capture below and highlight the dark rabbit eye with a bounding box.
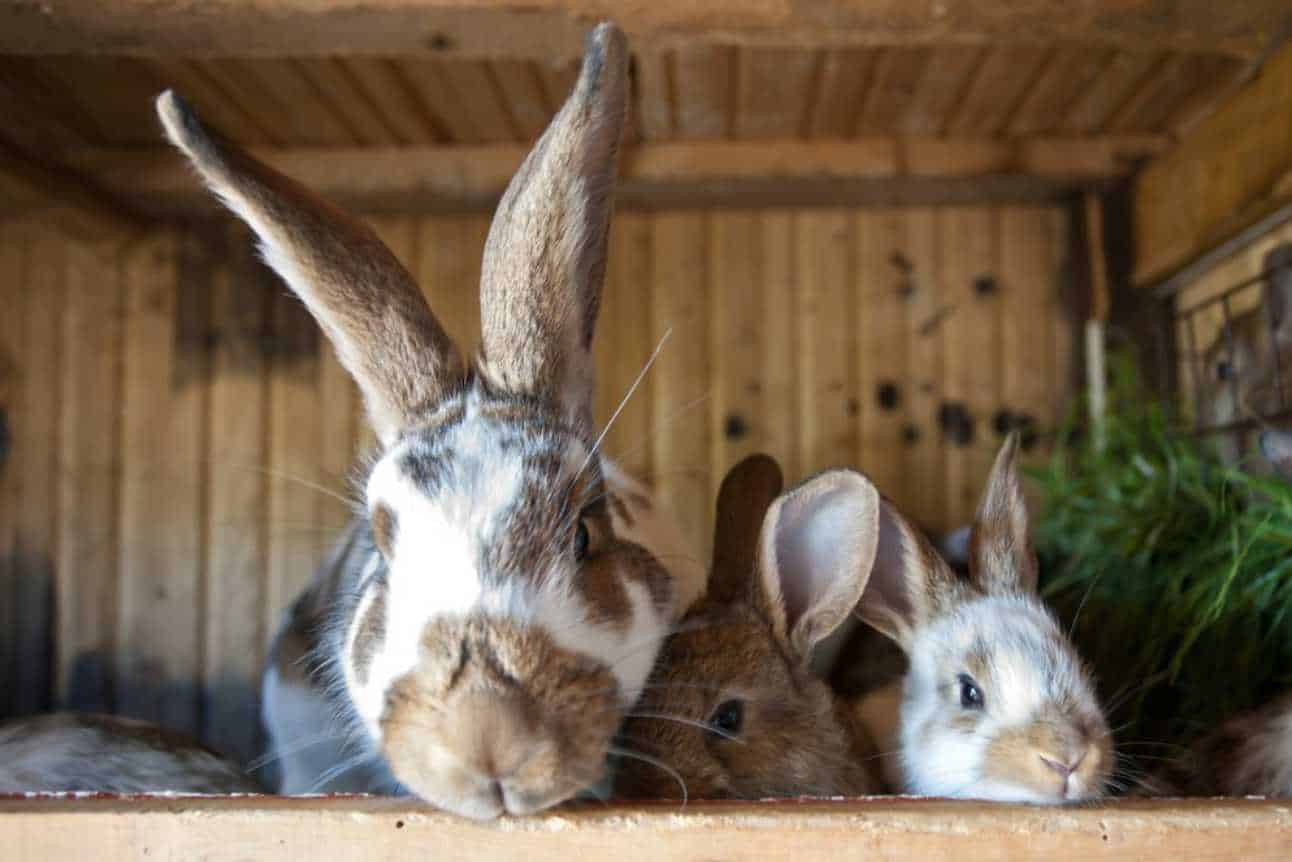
[573,519,590,561]
[1215,360,1234,381]
[709,699,744,738]
[958,674,984,710]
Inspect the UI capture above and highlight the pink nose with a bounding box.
[1040,748,1086,781]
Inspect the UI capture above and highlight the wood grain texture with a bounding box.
[3,1,1285,58]
[1,797,1290,860]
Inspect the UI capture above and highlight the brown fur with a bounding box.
[967,432,1038,594]
[615,456,883,801]
[983,704,1112,799]
[383,617,619,815]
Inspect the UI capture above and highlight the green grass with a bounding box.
[1031,355,1292,776]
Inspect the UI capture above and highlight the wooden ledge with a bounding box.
[2,795,1290,860]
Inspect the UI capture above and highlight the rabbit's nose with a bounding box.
[1039,747,1085,780]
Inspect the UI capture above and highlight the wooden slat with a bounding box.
[944,45,1051,136]
[396,59,489,144]
[649,212,712,563]
[11,229,64,717]
[117,230,205,733]
[289,60,403,147]
[857,47,929,135]
[264,277,324,665]
[898,45,984,136]
[897,207,944,530]
[1059,50,1163,134]
[758,211,799,480]
[594,214,655,478]
[673,46,733,140]
[416,215,486,352]
[808,48,877,138]
[707,211,763,478]
[488,60,554,141]
[209,60,357,147]
[632,52,674,141]
[0,58,110,148]
[0,223,24,718]
[1008,45,1114,136]
[999,207,1059,492]
[937,207,1000,526]
[855,211,907,505]
[434,60,523,142]
[341,58,449,145]
[795,209,857,475]
[24,57,162,148]
[1134,41,1292,285]
[68,135,1167,219]
[1049,208,1077,425]
[54,236,124,714]
[148,60,279,146]
[734,47,816,139]
[201,226,270,763]
[3,1,1285,58]
[1163,57,1251,138]
[1107,53,1203,132]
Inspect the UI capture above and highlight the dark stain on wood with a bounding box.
[877,381,901,411]
[724,412,749,440]
[938,401,974,446]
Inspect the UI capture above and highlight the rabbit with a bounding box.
[156,21,705,820]
[614,454,886,800]
[1138,693,1292,798]
[854,433,1114,803]
[1140,428,1292,798]
[1197,244,1292,465]
[0,713,262,794]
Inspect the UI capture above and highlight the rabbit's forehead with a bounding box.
[916,596,1087,720]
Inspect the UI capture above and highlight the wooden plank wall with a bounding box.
[0,204,1075,765]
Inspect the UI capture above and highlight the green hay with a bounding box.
[1031,354,1292,775]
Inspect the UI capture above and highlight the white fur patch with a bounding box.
[899,594,1097,803]
[343,405,686,742]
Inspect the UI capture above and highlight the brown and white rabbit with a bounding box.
[1142,428,1292,798]
[856,434,1113,803]
[615,454,885,800]
[156,22,704,819]
[0,713,261,794]
[1198,245,1292,464]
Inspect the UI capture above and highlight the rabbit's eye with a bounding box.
[573,519,590,561]
[709,700,744,738]
[958,674,984,710]
[1215,360,1233,381]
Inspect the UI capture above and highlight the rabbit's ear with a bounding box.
[967,432,1039,595]
[1264,245,1292,341]
[856,499,961,652]
[156,92,463,447]
[755,470,881,663]
[1260,429,1292,482]
[475,22,627,431]
[707,454,784,604]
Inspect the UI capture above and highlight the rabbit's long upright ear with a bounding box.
[156,91,462,447]
[756,470,881,663]
[1264,245,1292,341]
[707,454,784,605]
[856,500,962,652]
[476,22,627,431]
[968,432,1039,594]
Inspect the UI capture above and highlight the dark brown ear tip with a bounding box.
[722,453,785,499]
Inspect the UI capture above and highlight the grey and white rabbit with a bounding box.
[157,21,703,819]
[0,713,260,794]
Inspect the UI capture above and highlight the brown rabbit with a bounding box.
[0,713,262,794]
[614,455,884,800]
[1198,245,1292,464]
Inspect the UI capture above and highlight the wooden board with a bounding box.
[1134,41,1292,286]
[2,1,1285,58]
[1,797,1290,861]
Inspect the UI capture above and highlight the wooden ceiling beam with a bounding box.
[62,135,1167,215]
[1,1,1288,60]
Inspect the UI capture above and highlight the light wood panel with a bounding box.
[0,204,1076,761]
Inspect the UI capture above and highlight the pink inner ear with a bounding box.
[766,474,878,643]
